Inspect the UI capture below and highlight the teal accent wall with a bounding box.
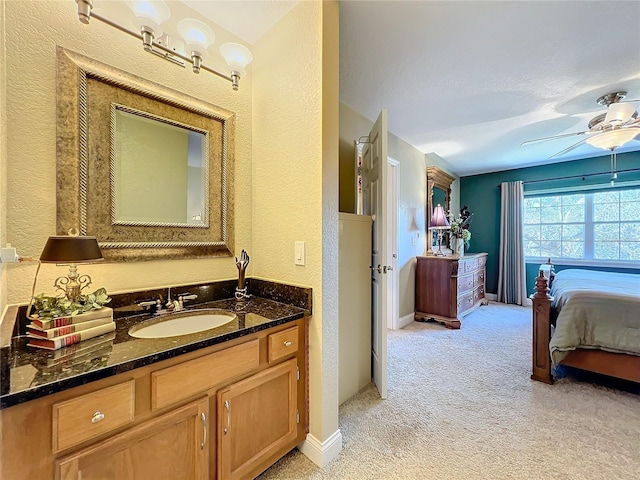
[460,151,640,295]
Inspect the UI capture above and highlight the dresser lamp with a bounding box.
[39,235,104,303]
[429,204,450,256]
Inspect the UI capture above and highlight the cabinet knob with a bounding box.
[91,411,105,424]
[284,341,293,347]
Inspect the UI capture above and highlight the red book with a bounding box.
[27,316,114,339]
[27,322,116,351]
[29,307,113,330]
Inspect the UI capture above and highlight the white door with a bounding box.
[362,110,388,399]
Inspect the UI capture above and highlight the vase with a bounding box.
[451,237,464,256]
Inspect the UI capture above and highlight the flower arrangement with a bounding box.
[448,206,473,247]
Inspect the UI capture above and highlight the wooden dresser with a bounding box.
[415,253,488,329]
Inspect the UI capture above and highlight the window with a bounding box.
[523,188,640,263]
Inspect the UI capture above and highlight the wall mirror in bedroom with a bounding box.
[426,166,455,255]
[56,47,236,262]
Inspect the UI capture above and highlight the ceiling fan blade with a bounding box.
[521,130,593,146]
[603,100,640,125]
[549,137,589,158]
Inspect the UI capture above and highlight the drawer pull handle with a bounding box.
[284,341,293,347]
[201,412,207,449]
[224,400,230,435]
[91,412,105,424]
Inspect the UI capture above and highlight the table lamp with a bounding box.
[429,204,450,256]
[39,234,104,302]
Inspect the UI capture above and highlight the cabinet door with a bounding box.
[56,397,208,480]
[217,358,298,480]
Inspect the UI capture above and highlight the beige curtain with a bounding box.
[497,181,527,305]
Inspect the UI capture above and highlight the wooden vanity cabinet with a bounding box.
[0,318,308,480]
[217,359,299,480]
[56,397,209,480]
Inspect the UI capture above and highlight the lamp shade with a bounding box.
[177,18,216,56]
[40,236,104,264]
[219,42,253,77]
[126,0,170,38]
[429,205,449,228]
[585,128,640,150]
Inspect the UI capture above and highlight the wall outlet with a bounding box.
[294,241,305,266]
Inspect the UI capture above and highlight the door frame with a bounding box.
[387,157,399,330]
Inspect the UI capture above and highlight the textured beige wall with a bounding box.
[0,0,7,313]
[2,0,252,307]
[252,0,340,442]
[338,103,460,319]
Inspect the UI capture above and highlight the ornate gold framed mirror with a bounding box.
[426,166,455,255]
[56,47,235,261]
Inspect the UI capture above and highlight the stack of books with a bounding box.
[27,307,115,351]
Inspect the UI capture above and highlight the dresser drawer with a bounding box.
[474,284,485,301]
[269,326,299,363]
[52,380,135,453]
[462,258,479,273]
[457,273,474,293]
[473,269,485,287]
[151,339,259,411]
[457,292,475,315]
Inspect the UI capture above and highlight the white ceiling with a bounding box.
[179,1,298,45]
[176,0,640,177]
[339,1,640,176]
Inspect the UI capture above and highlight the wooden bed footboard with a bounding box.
[531,271,553,384]
[531,270,640,385]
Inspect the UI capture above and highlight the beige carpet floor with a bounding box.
[258,302,640,480]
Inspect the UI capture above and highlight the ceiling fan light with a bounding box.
[585,128,640,150]
[603,101,640,125]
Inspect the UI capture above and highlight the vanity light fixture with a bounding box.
[76,0,253,91]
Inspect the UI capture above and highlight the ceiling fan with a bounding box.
[522,91,640,158]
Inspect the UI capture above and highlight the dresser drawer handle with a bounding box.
[284,340,293,347]
[91,412,105,424]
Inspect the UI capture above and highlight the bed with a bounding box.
[531,267,640,385]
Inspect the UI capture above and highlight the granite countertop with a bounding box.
[0,295,306,410]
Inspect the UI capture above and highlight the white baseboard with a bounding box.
[298,429,343,468]
[399,313,414,329]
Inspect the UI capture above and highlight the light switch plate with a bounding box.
[295,241,305,266]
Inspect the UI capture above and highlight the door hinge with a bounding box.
[296,410,300,424]
[297,367,300,381]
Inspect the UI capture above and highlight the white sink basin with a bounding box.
[129,309,237,339]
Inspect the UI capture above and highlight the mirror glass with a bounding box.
[432,187,447,214]
[113,107,208,227]
[56,47,236,262]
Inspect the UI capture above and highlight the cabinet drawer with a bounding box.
[53,380,135,453]
[463,258,479,273]
[268,326,299,363]
[473,269,485,286]
[457,273,474,293]
[474,285,485,301]
[152,339,259,411]
[457,292,475,315]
